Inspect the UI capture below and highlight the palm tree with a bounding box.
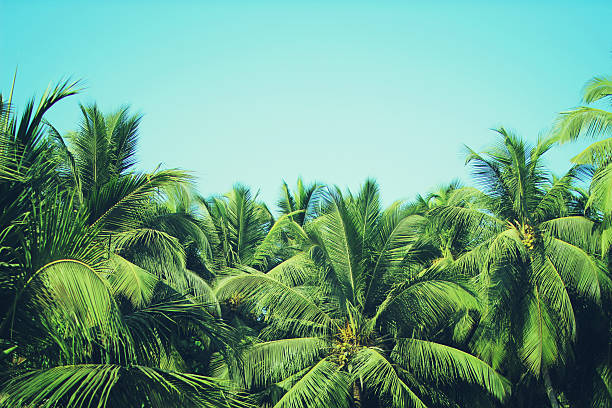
[202,184,275,271]
[0,193,247,407]
[434,128,611,407]
[407,181,488,268]
[554,74,612,255]
[216,179,510,408]
[0,82,248,407]
[278,178,323,226]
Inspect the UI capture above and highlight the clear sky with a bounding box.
[2,1,612,208]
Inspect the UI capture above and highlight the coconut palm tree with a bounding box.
[0,82,248,407]
[278,178,323,226]
[215,180,510,408]
[0,192,247,407]
[202,184,275,271]
[554,74,612,255]
[434,128,611,407]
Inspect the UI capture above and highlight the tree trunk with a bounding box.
[353,382,362,408]
[543,370,560,408]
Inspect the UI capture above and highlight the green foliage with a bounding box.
[1,68,611,408]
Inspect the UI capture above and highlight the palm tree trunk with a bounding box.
[543,370,560,408]
[353,382,362,408]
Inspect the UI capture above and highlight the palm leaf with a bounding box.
[108,254,158,308]
[1,364,248,408]
[241,337,329,388]
[271,357,351,408]
[392,338,510,401]
[352,347,427,408]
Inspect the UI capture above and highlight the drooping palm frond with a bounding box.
[518,287,563,377]
[240,337,329,389]
[251,210,310,272]
[374,269,479,334]
[555,107,612,144]
[544,237,611,305]
[269,357,351,408]
[215,272,334,337]
[352,347,427,408]
[108,254,159,308]
[3,259,134,367]
[265,250,319,287]
[392,338,510,401]
[86,169,189,231]
[1,364,250,408]
[572,137,612,165]
[112,227,186,270]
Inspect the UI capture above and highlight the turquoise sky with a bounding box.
[2,1,612,208]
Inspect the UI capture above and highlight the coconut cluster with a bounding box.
[521,224,537,250]
[227,293,243,311]
[331,323,359,369]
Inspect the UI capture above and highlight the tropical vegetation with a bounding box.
[0,69,610,407]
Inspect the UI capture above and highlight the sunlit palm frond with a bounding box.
[112,227,186,270]
[108,254,159,308]
[252,210,309,271]
[265,250,319,287]
[87,169,189,230]
[11,259,133,364]
[572,137,612,165]
[555,107,612,143]
[216,272,333,337]
[1,364,249,408]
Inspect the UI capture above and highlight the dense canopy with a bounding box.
[0,70,610,408]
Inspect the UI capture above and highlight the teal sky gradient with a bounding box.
[2,1,612,207]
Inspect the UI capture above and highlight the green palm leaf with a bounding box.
[352,347,427,408]
[1,364,248,408]
[271,357,351,408]
[392,338,510,401]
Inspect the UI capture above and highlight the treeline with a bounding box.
[0,72,610,408]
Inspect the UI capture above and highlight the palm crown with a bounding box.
[216,180,509,408]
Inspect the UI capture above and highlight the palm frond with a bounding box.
[271,357,351,408]
[518,287,562,377]
[16,259,133,364]
[582,75,612,104]
[241,337,329,389]
[108,254,159,308]
[392,338,510,401]
[352,347,427,408]
[87,169,189,231]
[555,107,612,142]
[266,250,319,287]
[0,364,249,408]
[215,273,333,336]
[572,137,612,165]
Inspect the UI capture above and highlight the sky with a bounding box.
[2,1,612,209]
